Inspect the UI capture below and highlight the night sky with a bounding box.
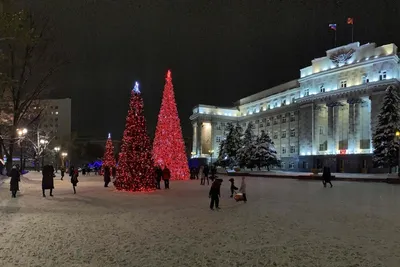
[24,0,400,140]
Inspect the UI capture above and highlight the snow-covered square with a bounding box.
[1,174,400,267]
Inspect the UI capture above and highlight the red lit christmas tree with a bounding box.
[102,133,116,169]
[153,70,190,180]
[114,82,156,192]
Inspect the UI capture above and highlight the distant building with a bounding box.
[190,42,400,173]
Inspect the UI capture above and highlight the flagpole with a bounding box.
[351,24,354,43]
[334,30,337,47]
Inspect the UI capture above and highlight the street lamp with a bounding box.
[208,149,214,166]
[396,131,400,176]
[191,151,196,158]
[54,147,60,172]
[61,152,68,168]
[39,139,49,167]
[16,128,28,171]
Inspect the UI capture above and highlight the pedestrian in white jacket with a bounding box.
[239,177,247,203]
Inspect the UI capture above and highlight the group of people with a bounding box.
[209,176,247,210]
[155,166,171,189]
[190,165,217,185]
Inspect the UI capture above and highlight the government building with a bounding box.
[190,42,400,173]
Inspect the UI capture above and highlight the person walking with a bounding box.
[69,165,75,178]
[162,166,171,189]
[229,178,238,198]
[239,177,247,203]
[71,168,79,194]
[199,165,204,185]
[209,179,221,210]
[60,166,65,180]
[322,166,333,188]
[155,166,163,189]
[203,165,210,185]
[42,165,54,197]
[9,166,20,198]
[111,166,117,180]
[104,166,111,187]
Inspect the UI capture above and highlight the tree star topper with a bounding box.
[133,81,140,93]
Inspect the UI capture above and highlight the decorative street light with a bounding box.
[61,152,68,168]
[16,128,28,171]
[39,139,49,167]
[54,146,60,172]
[208,149,214,166]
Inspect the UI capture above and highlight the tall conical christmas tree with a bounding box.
[153,70,189,180]
[114,82,156,192]
[102,133,116,169]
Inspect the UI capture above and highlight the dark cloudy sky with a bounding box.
[23,0,400,140]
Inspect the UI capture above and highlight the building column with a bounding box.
[313,104,323,155]
[327,102,343,154]
[192,122,198,155]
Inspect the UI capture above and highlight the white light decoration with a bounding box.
[365,57,369,61]
[307,152,311,155]
[108,133,111,139]
[133,81,140,93]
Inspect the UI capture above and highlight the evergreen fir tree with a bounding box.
[223,123,243,166]
[152,70,190,180]
[255,130,280,171]
[114,82,156,192]
[373,85,400,171]
[237,122,257,168]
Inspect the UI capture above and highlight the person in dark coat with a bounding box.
[60,166,65,180]
[210,166,217,181]
[322,166,333,188]
[229,178,238,198]
[203,165,210,185]
[195,167,199,180]
[104,166,111,187]
[42,165,54,197]
[209,179,222,210]
[9,166,20,198]
[155,166,163,189]
[69,165,75,178]
[71,169,79,194]
[82,166,86,176]
[162,166,171,189]
[111,167,117,180]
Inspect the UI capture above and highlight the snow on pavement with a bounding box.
[0,173,400,267]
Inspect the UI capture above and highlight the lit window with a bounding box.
[304,89,309,96]
[55,111,59,115]
[282,146,287,154]
[290,129,296,137]
[281,130,287,138]
[362,74,369,84]
[290,113,295,122]
[290,145,296,153]
[379,70,387,81]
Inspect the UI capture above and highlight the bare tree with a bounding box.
[0,4,66,171]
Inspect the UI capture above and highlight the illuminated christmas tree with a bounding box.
[114,82,156,192]
[153,70,189,180]
[102,133,116,169]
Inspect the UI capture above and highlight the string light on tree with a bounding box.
[102,133,116,170]
[153,70,190,180]
[114,82,156,192]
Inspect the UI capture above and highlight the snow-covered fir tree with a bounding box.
[237,122,257,168]
[219,122,243,166]
[373,85,400,172]
[255,130,280,171]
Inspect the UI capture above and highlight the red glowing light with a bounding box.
[114,87,156,192]
[152,70,190,180]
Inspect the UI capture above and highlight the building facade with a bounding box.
[190,42,400,173]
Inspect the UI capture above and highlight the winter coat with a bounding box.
[162,168,171,180]
[42,165,55,189]
[104,167,111,183]
[239,180,246,194]
[155,168,163,181]
[69,166,75,177]
[71,170,79,186]
[203,166,209,176]
[229,180,238,191]
[209,180,221,197]
[9,168,20,192]
[322,167,331,182]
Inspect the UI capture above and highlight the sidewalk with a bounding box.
[224,170,400,183]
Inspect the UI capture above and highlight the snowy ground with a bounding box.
[0,173,400,267]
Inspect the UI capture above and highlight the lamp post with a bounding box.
[61,152,68,168]
[54,146,60,172]
[396,131,400,176]
[191,151,196,158]
[40,139,49,167]
[208,149,214,167]
[17,128,28,171]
